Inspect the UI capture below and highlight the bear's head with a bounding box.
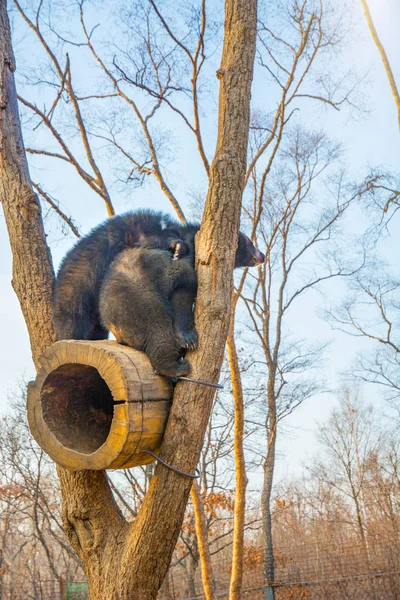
[235,232,265,268]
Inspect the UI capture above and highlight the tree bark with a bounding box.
[1,0,257,597]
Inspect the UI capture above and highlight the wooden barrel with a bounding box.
[27,340,173,470]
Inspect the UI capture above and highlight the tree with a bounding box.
[224,0,369,592]
[363,432,400,555]
[240,121,379,598]
[10,0,361,230]
[0,0,258,598]
[329,269,400,407]
[0,397,83,596]
[359,0,400,130]
[12,0,214,224]
[313,389,381,599]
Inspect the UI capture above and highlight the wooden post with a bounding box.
[27,340,172,470]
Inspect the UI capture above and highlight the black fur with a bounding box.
[52,209,265,341]
[99,248,197,377]
[53,210,195,340]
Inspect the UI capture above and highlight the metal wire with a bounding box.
[138,449,201,478]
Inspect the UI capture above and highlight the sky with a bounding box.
[1,0,399,483]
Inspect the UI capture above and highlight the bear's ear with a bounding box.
[234,232,265,268]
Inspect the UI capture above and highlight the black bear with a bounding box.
[52,209,265,342]
[99,246,197,377]
[53,210,195,340]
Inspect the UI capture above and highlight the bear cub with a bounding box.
[52,210,198,341]
[98,230,265,377]
[99,245,197,377]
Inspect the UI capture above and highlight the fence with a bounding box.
[160,539,400,600]
[0,579,89,600]
[165,572,400,600]
[0,541,399,599]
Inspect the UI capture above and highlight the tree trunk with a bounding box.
[227,329,247,600]
[261,381,277,600]
[185,553,198,599]
[360,0,400,129]
[1,0,258,598]
[351,485,378,600]
[191,482,216,600]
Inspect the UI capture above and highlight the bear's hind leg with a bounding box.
[53,311,93,341]
[89,322,109,340]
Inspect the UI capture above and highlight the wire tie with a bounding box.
[139,450,201,478]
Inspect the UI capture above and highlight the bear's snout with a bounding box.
[253,248,265,265]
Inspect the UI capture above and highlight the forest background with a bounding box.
[1,0,399,477]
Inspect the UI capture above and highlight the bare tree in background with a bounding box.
[11,0,362,232]
[225,1,367,594]
[271,423,400,598]
[12,0,218,224]
[328,268,400,408]
[315,390,381,547]
[313,389,381,599]
[241,122,382,598]
[0,395,83,596]
[364,432,400,555]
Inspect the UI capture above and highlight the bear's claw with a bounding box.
[175,328,198,351]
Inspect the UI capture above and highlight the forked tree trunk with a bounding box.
[0,0,257,597]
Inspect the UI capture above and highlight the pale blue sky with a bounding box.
[1,0,399,480]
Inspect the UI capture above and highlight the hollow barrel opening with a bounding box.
[41,364,114,454]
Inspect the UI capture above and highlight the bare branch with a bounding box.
[33,183,80,238]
